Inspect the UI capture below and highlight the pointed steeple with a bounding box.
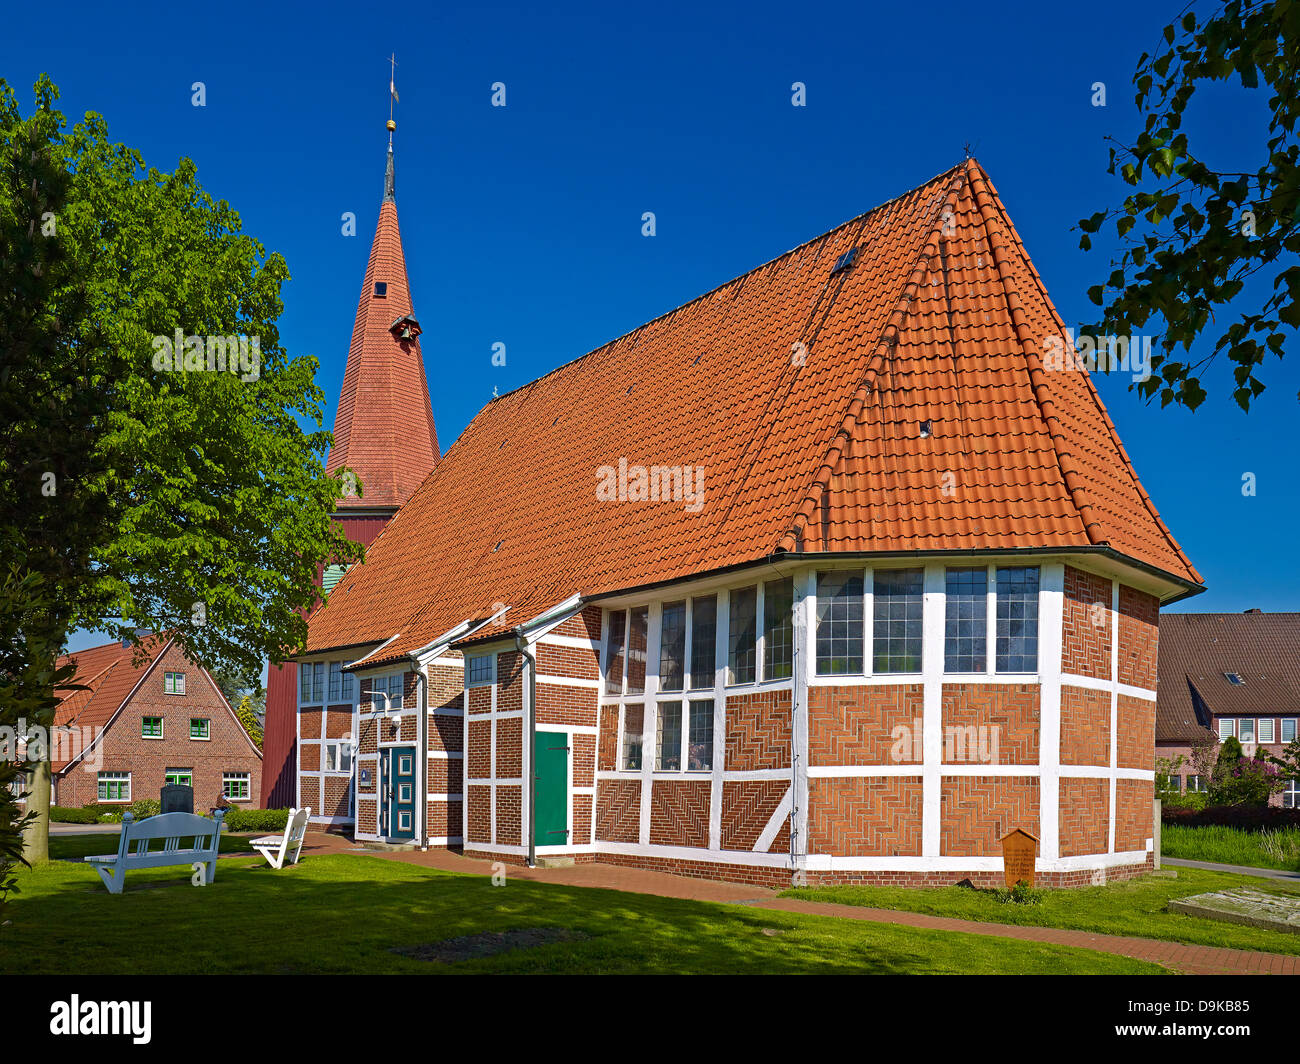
[326,109,440,511]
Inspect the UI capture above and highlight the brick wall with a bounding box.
[466,785,491,843]
[496,717,522,778]
[1059,684,1110,766]
[808,776,923,856]
[809,684,923,766]
[57,642,262,809]
[648,780,710,848]
[940,776,1039,857]
[1059,777,1108,856]
[496,784,521,844]
[1117,585,1159,689]
[940,683,1038,765]
[724,689,791,771]
[1062,565,1111,679]
[1116,778,1154,852]
[597,705,618,770]
[595,779,641,843]
[720,780,788,851]
[1117,693,1155,770]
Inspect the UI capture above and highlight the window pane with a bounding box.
[728,587,757,685]
[329,662,342,702]
[343,669,355,701]
[873,569,923,673]
[816,571,864,675]
[626,606,649,695]
[995,566,1039,672]
[1218,718,1235,740]
[657,701,683,770]
[689,596,717,689]
[622,703,644,770]
[468,654,493,687]
[605,610,626,695]
[688,700,714,771]
[1259,718,1275,743]
[944,567,987,672]
[763,578,794,680]
[659,601,686,692]
[1240,718,1255,743]
[1284,719,1297,743]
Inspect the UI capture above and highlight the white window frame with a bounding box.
[1240,718,1256,743]
[371,672,405,713]
[466,654,495,688]
[222,772,251,801]
[164,768,193,788]
[1218,717,1235,741]
[1284,719,1298,744]
[189,717,210,741]
[141,716,164,740]
[98,771,131,803]
[164,671,186,695]
[1284,778,1300,809]
[1259,718,1275,744]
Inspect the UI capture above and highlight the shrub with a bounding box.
[1162,804,1300,831]
[128,798,160,820]
[1208,754,1284,807]
[214,807,290,833]
[1160,790,1208,812]
[49,805,100,824]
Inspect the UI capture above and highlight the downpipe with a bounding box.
[409,654,429,850]
[514,629,537,868]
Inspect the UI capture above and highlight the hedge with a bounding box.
[49,805,101,824]
[1162,804,1300,832]
[216,808,290,833]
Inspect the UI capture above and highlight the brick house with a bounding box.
[43,635,263,810]
[297,157,1203,887]
[1156,611,1300,807]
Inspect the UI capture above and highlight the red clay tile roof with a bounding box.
[306,159,1202,664]
[51,637,171,770]
[326,147,440,510]
[1157,612,1300,743]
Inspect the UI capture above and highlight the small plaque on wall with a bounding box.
[359,768,371,787]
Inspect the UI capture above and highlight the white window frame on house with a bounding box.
[142,716,163,739]
[164,671,186,695]
[98,771,131,803]
[1284,778,1300,809]
[323,741,353,773]
[164,768,192,788]
[300,661,326,704]
[1283,719,1298,744]
[222,772,251,801]
[1240,718,1256,743]
[1187,774,1206,793]
[1218,718,1235,741]
[653,697,714,773]
[1258,718,1275,744]
[371,672,404,713]
[327,660,356,703]
[466,654,495,688]
[190,718,210,740]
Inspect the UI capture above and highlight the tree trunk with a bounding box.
[21,758,50,864]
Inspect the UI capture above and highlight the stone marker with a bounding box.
[160,784,194,814]
[1001,827,1038,887]
[1169,888,1300,933]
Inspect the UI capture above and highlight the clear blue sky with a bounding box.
[4,0,1295,659]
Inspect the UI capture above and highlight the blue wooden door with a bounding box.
[383,746,416,840]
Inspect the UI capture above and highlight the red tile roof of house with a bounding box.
[51,636,172,770]
[1157,612,1300,743]
[326,144,440,510]
[306,159,1202,665]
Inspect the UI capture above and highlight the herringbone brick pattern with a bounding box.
[1116,778,1154,852]
[725,689,792,771]
[649,780,711,848]
[809,684,923,766]
[1060,684,1110,766]
[595,779,641,842]
[597,705,619,771]
[808,776,923,856]
[1118,584,1159,689]
[768,815,791,854]
[720,780,788,851]
[1059,776,1109,856]
[940,683,1038,764]
[1063,565,1112,679]
[1117,693,1154,770]
[941,776,1039,856]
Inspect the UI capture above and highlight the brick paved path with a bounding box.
[300,832,1300,974]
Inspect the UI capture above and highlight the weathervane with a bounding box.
[387,52,398,146]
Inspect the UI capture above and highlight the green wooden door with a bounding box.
[533,731,569,846]
[384,746,416,840]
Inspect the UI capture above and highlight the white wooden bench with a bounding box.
[85,809,226,894]
[249,806,311,869]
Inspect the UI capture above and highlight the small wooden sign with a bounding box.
[1000,828,1038,887]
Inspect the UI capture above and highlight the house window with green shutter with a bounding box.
[98,772,131,802]
[223,773,250,801]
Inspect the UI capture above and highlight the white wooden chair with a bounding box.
[249,806,311,869]
[85,809,226,894]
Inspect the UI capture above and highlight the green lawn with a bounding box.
[0,852,1163,974]
[1162,824,1300,872]
[781,867,1300,956]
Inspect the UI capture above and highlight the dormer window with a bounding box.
[374,282,388,297]
[389,314,422,342]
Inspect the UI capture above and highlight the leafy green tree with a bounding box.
[1078,0,1300,410]
[0,76,361,863]
[1208,735,1283,805]
[234,694,264,750]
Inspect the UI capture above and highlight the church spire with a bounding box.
[325,59,439,510]
[384,52,397,203]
